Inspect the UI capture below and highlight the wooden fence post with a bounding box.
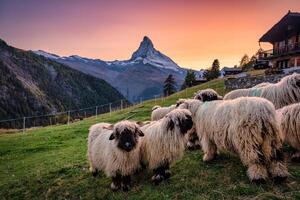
[67,111,70,125]
[23,117,26,133]
[96,106,98,118]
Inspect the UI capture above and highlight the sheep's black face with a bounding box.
[178,115,193,134]
[202,93,218,102]
[117,128,138,152]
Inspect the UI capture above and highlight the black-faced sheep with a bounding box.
[224,73,300,109]
[140,108,194,185]
[88,120,144,191]
[151,104,199,150]
[177,97,289,183]
[277,103,300,161]
[194,88,223,101]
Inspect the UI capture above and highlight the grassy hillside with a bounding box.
[1,79,300,200]
[0,39,125,123]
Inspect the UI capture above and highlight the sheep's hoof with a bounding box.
[164,171,171,179]
[251,178,266,184]
[110,182,121,191]
[151,174,164,185]
[92,170,98,177]
[273,176,287,184]
[121,184,130,192]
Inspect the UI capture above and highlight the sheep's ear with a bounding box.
[176,99,185,107]
[109,132,116,140]
[103,124,114,130]
[137,129,144,137]
[194,94,201,101]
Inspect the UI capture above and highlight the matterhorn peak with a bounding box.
[141,36,154,48]
[131,36,156,60]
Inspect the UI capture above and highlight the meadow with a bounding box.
[1,79,300,200]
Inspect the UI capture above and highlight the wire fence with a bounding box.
[0,99,132,133]
[0,88,192,133]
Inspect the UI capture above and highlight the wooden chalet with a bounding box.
[259,11,300,69]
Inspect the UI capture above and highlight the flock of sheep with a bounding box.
[87,73,300,191]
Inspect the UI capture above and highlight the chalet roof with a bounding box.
[259,11,300,43]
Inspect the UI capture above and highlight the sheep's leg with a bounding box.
[268,149,289,183]
[164,164,171,179]
[239,145,268,183]
[91,168,98,177]
[111,174,122,191]
[247,163,268,184]
[291,151,300,162]
[187,131,201,150]
[121,175,131,192]
[89,162,98,177]
[201,135,217,162]
[152,163,170,185]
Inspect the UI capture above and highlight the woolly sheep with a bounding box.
[151,104,176,121]
[224,73,300,109]
[88,120,144,191]
[276,103,300,161]
[140,108,194,185]
[177,97,289,183]
[194,88,223,101]
[252,82,272,88]
[151,103,200,150]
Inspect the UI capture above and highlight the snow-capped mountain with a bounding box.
[35,37,183,72]
[34,50,60,60]
[129,36,182,71]
[33,36,188,102]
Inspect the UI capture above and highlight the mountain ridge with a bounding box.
[0,38,125,121]
[34,36,188,102]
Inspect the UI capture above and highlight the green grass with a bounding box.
[1,79,300,200]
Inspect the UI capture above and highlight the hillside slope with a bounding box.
[1,79,300,200]
[0,39,125,121]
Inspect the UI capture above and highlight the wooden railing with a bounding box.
[273,42,300,55]
[259,42,300,59]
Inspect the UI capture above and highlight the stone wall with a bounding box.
[225,74,285,90]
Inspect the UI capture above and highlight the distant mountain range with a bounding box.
[34,36,189,102]
[0,39,125,120]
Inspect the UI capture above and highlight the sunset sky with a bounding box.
[0,0,300,69]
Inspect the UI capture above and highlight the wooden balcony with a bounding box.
[259,42,300,59]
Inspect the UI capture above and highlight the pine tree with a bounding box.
[163,74,176,96]
[211,59,220,78]
[204,59,220,80]
[181,70,196,90]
